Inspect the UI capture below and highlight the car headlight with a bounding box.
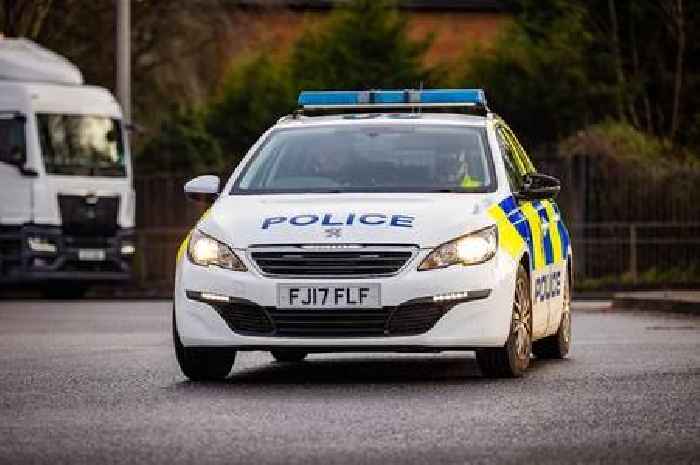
[187,229,246,271]
[418,225,497,270]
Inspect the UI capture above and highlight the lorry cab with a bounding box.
[0,39,135,296]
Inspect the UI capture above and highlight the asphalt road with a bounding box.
[0,300,698,465]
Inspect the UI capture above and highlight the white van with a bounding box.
[0,39,135,297]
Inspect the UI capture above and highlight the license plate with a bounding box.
[78,249,106,261]
[277,284,380,309]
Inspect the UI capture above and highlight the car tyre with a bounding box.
[270,350,308,363]
[476,264,532,378]
[173,308,235,381]
[533,264,571,359]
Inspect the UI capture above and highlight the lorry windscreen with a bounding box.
[233,125,495,194]
[37,114,126,177]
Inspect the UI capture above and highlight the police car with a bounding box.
[174,89,572,380]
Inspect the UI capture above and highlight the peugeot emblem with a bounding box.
[324,228,342,238]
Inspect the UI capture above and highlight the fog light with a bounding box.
[27,237,57,254]
[200,292,230,302]
[120,242,136,255]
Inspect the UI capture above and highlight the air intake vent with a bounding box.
[250,246,415,277]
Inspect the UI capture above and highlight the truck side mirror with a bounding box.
[516,173,560,200]
[184,175,220,204]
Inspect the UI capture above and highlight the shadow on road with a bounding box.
[168,354,491,391]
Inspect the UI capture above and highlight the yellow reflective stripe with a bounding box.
[199,207,212,222]
[543,200,563,263]
[176,230,192,262]
[520,202,544,270]
[488,204,525,259]
[177,208,211,262]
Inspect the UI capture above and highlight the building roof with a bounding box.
[231,0,509,12]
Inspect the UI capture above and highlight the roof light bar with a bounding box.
[298,89,488,109]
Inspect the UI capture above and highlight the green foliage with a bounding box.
[461,1,594,148]
[290,0,434,90]
[560,121,700,168]
[203,0,435,162]
[206,55,296,162]
[137,107,223,175]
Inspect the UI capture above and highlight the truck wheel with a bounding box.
[271,350,308,363]
[173,308,234,381]
[533,265,571,359]
[476,264,532,378]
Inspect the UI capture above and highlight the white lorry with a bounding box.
[0,39,135,297]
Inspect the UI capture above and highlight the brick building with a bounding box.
[227,0,511,66]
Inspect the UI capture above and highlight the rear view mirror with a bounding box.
[517,173,560,200]
[184,175,220,204]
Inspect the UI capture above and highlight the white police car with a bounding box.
[173,89,572,380]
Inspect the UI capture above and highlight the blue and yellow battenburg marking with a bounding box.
[487,196,570,270]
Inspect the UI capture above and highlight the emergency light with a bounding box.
[298,89,488,109]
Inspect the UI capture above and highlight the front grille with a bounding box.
[58,195,119,236]
[250,247,415,277]
[210,301,454,337]
[268,308,392,337]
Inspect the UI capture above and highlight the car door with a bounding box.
[502,125,566,335]
[494,125,549,339]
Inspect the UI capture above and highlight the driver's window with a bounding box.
[496,126,524,192]
[0,116,26,165]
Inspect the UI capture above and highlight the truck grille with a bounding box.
[58,194,119,236]
[250,246,415,277]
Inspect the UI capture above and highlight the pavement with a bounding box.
[0,299,698,465]
[612,290,700,314]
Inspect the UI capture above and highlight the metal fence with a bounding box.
[132,154,700,292]
[132,222,700,292]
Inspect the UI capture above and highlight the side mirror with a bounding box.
[184,175,220,204]
[516,173,560,200]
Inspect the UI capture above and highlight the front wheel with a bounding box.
[476,264,532,378]
[173,308,235,381]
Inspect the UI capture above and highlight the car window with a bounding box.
[502,125,536,174]
[496,126,523,192]
[233,125,496,193]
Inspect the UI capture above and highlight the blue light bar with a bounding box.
[298,89,487,107]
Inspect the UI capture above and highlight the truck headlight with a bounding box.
[27,236,57,254]
[418,225,497,270]
[187,229,246,271]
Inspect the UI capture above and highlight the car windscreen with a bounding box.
[232,124,495,194]
[37,113,127,177]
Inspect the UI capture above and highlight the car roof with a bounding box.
[274,112,490,129]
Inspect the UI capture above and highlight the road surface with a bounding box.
[0,300,698,465]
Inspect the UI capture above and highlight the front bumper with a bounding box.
[175,247,518,350]
[0,225,134,283]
